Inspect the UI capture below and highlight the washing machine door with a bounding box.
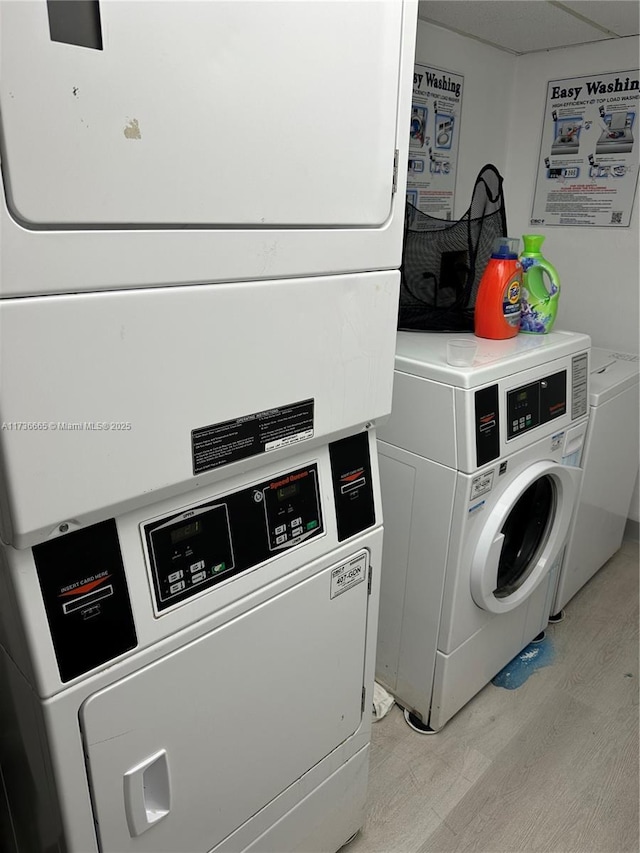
[470,461,580,614]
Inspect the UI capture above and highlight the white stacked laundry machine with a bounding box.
[0,2,417,851]
[376,331,591,732]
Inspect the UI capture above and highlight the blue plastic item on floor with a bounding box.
[492,636,556,689]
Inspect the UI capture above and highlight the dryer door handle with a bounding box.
[124,749,171,837]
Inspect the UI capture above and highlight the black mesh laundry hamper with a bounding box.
[398,164,507,331]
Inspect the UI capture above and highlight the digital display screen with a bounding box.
[170,520,201,545]
[517,390,528,402]
[277,483,299,502]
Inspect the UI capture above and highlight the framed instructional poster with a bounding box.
[531,70,639,227]
[407,64,463,219]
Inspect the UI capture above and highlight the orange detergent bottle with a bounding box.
[474,237,522,339]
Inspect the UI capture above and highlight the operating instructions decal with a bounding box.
[192,399,314,474]
[531,70,639,226]
[407,63,463,218]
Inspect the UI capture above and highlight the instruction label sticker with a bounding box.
[551,431,565,452]
[330,553,367,599]
[192,399,314,475]
[571,353,589,418]
[471,470,495,500]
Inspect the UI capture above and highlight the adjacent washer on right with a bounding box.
[552,348,640,616]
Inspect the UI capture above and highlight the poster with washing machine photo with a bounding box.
[407,63,463,219]
[531,69,639,227]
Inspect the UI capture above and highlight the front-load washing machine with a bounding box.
[376,330,590,731]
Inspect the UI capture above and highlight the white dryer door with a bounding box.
[470,461,580,614]
[1,1,402,228]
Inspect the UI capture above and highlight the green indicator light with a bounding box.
[306,520,318,531]
[212,562,226,573]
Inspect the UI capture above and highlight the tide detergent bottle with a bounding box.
[474,237,522,339]
[519,235,561,334]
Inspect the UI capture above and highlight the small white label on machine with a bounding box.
[330,553,367,599]
[471,470,494,499]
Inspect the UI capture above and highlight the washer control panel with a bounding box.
[507,370,566,439]
[143,464,323,612]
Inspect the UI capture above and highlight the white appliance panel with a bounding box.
[588,350,639,405]
[1,1,401,228]
[429,576,553,732]
[379,372,457,466]
[393,329,591,389]
[380,331,590,473]
[0,2,417,298]
[453,350,589,473]
[375,443,455,714]
[374,452,416,689]
[553,349,640,612]
[0,649,69,852]
[81,555,370,851]
[0,272,397,548]
[1,435,383,701]
[218,747,369,853]
[569,392,639,566]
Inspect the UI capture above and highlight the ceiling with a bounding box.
[417,1,640,55]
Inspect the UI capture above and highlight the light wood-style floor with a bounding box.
[350,539,639,853]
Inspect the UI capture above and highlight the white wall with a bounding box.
[414,22,639,527]
[414,21,516,218]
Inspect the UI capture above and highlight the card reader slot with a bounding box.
[62,584,114,615]
[340,477,366,494]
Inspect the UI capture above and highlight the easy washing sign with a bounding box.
[531,70,640,227]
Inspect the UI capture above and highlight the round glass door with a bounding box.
[495,475,555,598]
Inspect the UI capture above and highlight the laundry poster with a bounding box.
[407,63,463,219]
[531,69,639,227]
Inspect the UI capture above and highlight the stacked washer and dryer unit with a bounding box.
[0,3,417,851]
[376,331,591,732]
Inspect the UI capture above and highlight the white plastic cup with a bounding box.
[446,339,477,366]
